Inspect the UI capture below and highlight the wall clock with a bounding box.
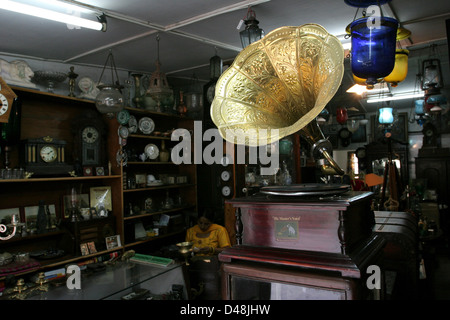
[0,77,17,123]
[72,111,106,170]
[22,136,73,176]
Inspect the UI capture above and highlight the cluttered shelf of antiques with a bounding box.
[0,84,197,297]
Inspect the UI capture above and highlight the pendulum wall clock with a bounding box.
[72,111,106,173]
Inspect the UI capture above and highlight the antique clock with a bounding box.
[22,136,73,176]
[72,111,106,171]
[0,77,16,123]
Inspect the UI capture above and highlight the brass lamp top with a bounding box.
[210,24,344,146]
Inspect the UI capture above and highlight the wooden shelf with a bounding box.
[123,183,195,193]
[123,229,186,248]
[0,175,121,183]
[124,205,195,221]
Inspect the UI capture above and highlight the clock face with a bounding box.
[221,185,231,197]
[40,145,58,163]
[0,93,8,116]
[82,126,99,144]
[355,147,366,159]
[221,170,231,182]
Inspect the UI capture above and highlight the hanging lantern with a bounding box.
[336,107,348,124]
[316,108,330,125]
[421,58,443,92]
[95,50,124,118]
[350,16,398,89]
[239,7,264,48]
[384,49,409,87]
[415,99,425,115]
[378,107,394,124]
[347,119,360,133]
[146,34,174,112]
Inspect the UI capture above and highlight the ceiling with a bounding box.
[1,0,450,115]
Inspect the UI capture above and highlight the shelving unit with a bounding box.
[0,87,197,281]
[119,106,197,248]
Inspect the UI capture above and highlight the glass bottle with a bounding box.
[159,140,170,162]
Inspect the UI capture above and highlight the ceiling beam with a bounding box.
[61,0,268,62]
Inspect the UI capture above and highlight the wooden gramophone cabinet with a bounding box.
[219,191,386,300]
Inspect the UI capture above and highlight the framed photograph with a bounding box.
[105,235,121,250]
[87,241,97,254]
[371,112,408,143]
[80,243,89,256]
[90,186,112,212]
[0,207,20,225]
[24,204,57,232]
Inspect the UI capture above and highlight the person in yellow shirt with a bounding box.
[186,211,231,256]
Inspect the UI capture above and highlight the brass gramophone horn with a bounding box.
[211,24,345,175]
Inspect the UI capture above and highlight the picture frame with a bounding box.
[87,241,97,254]
[0,207,20,225]
[24,204,57,232]
[80,243,89,256]
[371,112,408,143]
[105,235,122,250]
[90,186,112,212]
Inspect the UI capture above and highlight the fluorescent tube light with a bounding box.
[0,0,105,31]
[366,92,424,103]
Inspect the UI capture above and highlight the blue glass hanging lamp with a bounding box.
[347,1,398,89]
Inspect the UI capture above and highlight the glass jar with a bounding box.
[95,84,124,118]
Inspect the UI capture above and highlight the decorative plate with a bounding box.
[116,149,128,166]
[118,125,129,139]
[128,115,138,133]
[138,117,155,135]
[144,143,159,160]
[117,109,131,125]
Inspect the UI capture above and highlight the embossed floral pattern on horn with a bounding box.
[211,24,344,146]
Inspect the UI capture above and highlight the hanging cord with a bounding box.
[97,49,122,88]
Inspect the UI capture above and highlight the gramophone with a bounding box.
[210,24,345,175]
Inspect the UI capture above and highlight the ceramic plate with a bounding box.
[128,115,138,133]
[144,143,159,160]
[117,109,131,125]
[118,125,129,139]
[138,117,155,135]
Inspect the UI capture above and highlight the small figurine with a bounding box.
[67,66,78,97]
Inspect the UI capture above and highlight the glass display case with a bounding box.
[25,262,187,300]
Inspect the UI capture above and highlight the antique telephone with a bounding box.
[210,24,345,176]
